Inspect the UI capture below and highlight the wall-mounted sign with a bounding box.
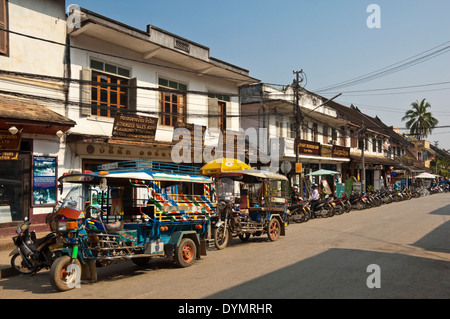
[321,145,333,158]
[332,145,350,158]
[0,152,18,160]
[0,130,21,151]
[32,156,57,207]
[112,114,157,141]
[298,140,321,156]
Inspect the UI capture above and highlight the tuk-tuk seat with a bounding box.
[239,189,249,214]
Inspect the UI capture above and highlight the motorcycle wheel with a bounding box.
[214,224,230,250]
[10,253,33,275]
[345,202,351,213]
[291,208,305,223]
[326,205,335,217]
[334,204,344,215]
[50,255,82,292]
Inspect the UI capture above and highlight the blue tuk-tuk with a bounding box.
[47,161,216,291]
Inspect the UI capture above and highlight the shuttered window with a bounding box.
[158,78,186,127]
[0,0,8,55]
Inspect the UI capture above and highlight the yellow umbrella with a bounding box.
[199,158,251,176]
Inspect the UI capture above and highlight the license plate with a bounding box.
[49,243,63,252]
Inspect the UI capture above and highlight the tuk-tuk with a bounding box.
[47,161,216,291]
[208,169,289,249]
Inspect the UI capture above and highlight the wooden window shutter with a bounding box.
[208,97,219,129]
[0,0,8,55]
[225,101,232,131]
[80,67,92,116]
[127,77,137,112]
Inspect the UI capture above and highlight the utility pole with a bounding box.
[293,70,304,196]
[359,121,367,194]
[293,70,303,165]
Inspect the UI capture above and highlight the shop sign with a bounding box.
[298,140,321,156]
[112,114,157,141]
[321,145,333,158]
[0,151,18,160]
[0,130,21,151]
[332,145,350,158]
[32,156,57,207]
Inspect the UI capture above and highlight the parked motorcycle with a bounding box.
[350,193,366,210]
[287,198,311,223]
[340,193,352,213]
[9,217,56,275]
[308,196,335,218]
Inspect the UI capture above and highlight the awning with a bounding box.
[0,96,76,134]
[350,154,396,166]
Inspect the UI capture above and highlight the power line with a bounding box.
[314,40,450,93]
[0,27,259,85]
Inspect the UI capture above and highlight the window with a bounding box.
[372,138,377,152]
[159,78,186,127]
[91,71,129,118]
[90,59,130,78]
[289,119,296,139]
[276,115,283,137]
[208,94,230,132]
[312,123,318,142]
[0,0,8,55]
[80,61,136,118]
[322,125,329,143]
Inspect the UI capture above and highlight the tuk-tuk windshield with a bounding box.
[268,180,290,197]
[60,185,85,212]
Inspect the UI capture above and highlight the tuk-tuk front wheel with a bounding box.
[267,218,281,241]
[174,238,197,268]
[50,255,81,292]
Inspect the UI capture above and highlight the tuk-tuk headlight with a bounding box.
[56,221,78,232]
[57,221,67,232]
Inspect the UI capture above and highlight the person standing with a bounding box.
[309,184,320,218]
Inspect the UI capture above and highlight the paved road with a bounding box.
[1,193,450,299]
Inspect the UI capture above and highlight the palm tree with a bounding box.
[402,99,439,139]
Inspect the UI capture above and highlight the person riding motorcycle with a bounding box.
[291,185,301,204]
[309,184,320,218]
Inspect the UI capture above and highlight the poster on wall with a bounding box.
[32,156,57,206]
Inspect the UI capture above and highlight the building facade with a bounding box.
[0,0,74,235]
[0,3,258,235]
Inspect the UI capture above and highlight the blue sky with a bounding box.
[71,0,450,150]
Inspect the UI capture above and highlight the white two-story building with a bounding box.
[65,7,258,172]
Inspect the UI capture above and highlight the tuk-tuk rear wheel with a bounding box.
[267,218,281,241]
[174,238,196,268]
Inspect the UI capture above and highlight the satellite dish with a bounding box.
[99,178,107,191]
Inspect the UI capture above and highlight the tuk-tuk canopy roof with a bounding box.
[212,169,288,181]
[59,169,213,184]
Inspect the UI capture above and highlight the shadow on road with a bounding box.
[205,247,450,299]
[413,204,450,254]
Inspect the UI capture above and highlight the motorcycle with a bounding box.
[331,196,346,215]
[350,193,366,210]
[308,196,335,218]
[9,217,56,275]
[287,198,311,223]
[340,193,352,213]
